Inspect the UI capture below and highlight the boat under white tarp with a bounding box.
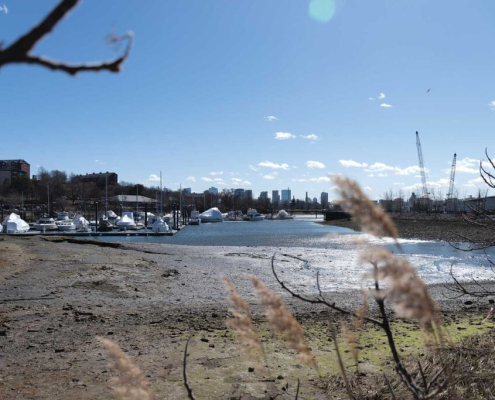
[73,216,90,230]
[2,213,30,233]
[276,209,293,219]
[199,207,223,223]
[118,212,137,230]
[152,217,169,233]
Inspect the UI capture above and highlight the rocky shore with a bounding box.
[0,236,493,399]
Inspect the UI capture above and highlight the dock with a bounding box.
[0,229,180,238]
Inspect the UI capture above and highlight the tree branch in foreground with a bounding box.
[0,0,133,75]
[183,336,196,400]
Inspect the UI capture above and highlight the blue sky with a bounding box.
[1,0,495,200]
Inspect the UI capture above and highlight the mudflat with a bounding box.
[0,236,493,399]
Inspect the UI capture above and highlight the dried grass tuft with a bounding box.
[99,337,155,400]
[360,248,440,330]
[223,278,264,367]
[332,175,398,239]
[249,276,317,368]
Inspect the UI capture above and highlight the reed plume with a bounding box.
[249,276,317,368]
[99,337,155,400]
[332,175,398,240]
[360,249,440,330]
[342,290,368,368]
[223,278,264,367]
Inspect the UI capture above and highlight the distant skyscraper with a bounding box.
[234,188,245,198]
[313,197,318,204]
[208,187,218,195]
[259,191,268,200]
[272,190,280,204]
[321,192,329,208]
[244,189,253,200]
[281,188,291,202]
[183,187,192,194]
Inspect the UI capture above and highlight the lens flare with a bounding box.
[309,0,337,23]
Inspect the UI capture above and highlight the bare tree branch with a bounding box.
[0,0,132,75]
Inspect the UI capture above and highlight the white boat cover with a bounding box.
[106,210,118,219]
[119,212,136,227]
[73,216,89,229]
[2,212,20,225]
[199,207,223,222]
[277,210,290,219]
[152,217,169,233]
[6,219,30,233]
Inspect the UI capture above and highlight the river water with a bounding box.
[91,216,495,290]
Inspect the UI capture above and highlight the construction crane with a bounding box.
[415,131,429,199]
[447,153,457,199]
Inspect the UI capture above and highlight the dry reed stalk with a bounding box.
[342,290,368,367]
[249,276,317,368]
[223,278,264,367]
[99,337,155,400]
[360,249,440,330]
[332,176,398,240]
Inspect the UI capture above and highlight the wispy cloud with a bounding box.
[310,176,331,182]
[209,171,223,176]
[300,134,320,141]
[94,159,106,165]
[265,115,279,122]
[186,176,196,182]
[488,101,495,112]
[364,186,372,191]
[275,132,296,140]
[263,172,278,180]
[463,177,484,188]
[339,159,368,168]
[369,97,375,101]
[380,103,393,108]
[258,161,290,170]
[364,162,396,172]
[231,178,251,186]
[149,174,160,182]
[0,5,8,14]
[306,160,325,169]
[378,93,386,99]
[453,157,479,174]
[249,164,258,172]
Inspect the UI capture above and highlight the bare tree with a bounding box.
[0,0,132,76]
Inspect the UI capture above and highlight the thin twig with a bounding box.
[183,336,195,400]
[383,374,397,400]
[332,328,356,400]
[295,379,300,400]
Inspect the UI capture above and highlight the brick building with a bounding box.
[75,172,118,185]
[0,159,30,184]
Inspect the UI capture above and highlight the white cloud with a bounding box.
[94,159,106,165]
[488,101,495,112]
[377,173,388,177]
[249,165,258,172]
[148,174,160,182]
[454,157,479,174]
[263,172,278,180]
[265,115,279,122]
[394,166,421,176]
[380,103,393,108]
[306,160,325,169]
[378,93,386,99]
[231,178,251,186]
[393,182,404,186]
[0,5,8,14]
[300,134,320,141]
[339,159,368,168]
[364,186,372,191]
[209,171,223,176]
[275,132,296,140]
[365,162,396,172]
[201,177,213,182]
[369,97,375,101]
[258,161,290,170]
[310,176,332,182]
[291,178,308,182]
[463,177,484,188]
[186,176,196,182]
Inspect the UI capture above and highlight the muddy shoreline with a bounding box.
[321,215,493,243]
[0,236,494,399]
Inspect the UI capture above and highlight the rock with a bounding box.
[277,375,284,380]
[464,300,473,306]
[248,367,255,372]
[200,338,209,343]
